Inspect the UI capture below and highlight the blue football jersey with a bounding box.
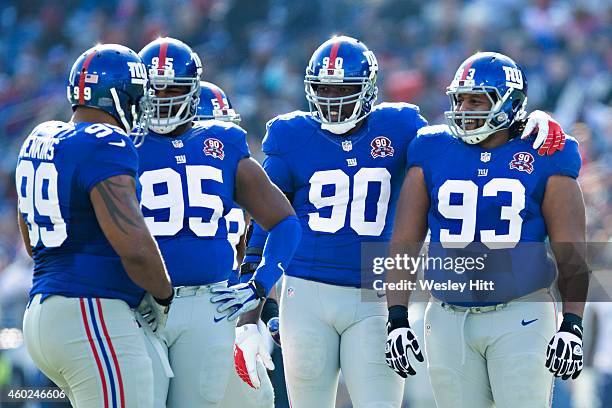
[137,121,250,286]
[262,103,428,286]
[16,121,145,307]
[408,125,582,305]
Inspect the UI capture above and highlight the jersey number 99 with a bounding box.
[16,161,67,247]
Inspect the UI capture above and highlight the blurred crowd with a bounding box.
[0,0,609,406]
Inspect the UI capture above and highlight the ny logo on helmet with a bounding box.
[502,66,523,90]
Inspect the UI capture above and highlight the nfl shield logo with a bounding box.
[342,140,352,152]
[480,152,491,162]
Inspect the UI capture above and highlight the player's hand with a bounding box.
[385,316,424,378]
[546,313,584,380]
[136,291,173,333]
[210,281,264,321]
[234,323,275,389]
[521,110,566,156]
[267,316,281,347]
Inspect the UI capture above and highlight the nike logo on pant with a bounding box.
[521,318,538,326]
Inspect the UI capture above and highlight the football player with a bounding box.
[195,80,276,408]
[136,38,299,408]
[386,52,589,408]
[16,44,174,408]
[243,36,569,407]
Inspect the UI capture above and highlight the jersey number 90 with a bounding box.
[308,168,391,236]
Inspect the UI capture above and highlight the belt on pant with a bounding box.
[175,282,227,298]
[437,300,508,314]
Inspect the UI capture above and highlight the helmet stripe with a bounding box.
[460,59,474,81]
[157,42,168,74]
[78,50,97,105]
[210,87,226,109]
[328,42,341,69]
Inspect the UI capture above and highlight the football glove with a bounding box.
[210,280,264,321]
[385,308,424,378]
[521,110,566,156]
[234,323,275,389]
[267,317,281,347]
[136,291,173,333]
[546,313,584,380]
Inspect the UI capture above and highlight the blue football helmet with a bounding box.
[195,81,241,124]
[305,35,378,134]
[67,44,150,133]
[445,52,528,144]
[139,37,202,134]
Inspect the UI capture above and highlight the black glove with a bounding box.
[545,313,583,380]
[385,305,424,378]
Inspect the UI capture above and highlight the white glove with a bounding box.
[545,314,584,380]
[385,321,424,378]
[234,324,274,389]
[210,281,263,321]
[521,110,566,156]
[136,292,171,333]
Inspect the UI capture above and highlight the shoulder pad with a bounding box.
[416,124,452,138]
[263,111,316,155]
[192,120,247,141]
[372,102,421,114]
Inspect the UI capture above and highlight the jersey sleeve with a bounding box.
[411,106,429,137]
[261,119,294,193]
[549,136,581,178]
[77,136,139,192]
[407,125,450,171]
[228,126,250,160]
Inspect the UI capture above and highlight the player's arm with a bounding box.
[542,175,589,380]
[387,166,429,310]
[210,158,301,322]
[385,165,429,378]
[90,174,173,300]
[542,175,589,317]
[17,212,33,258]
[236,212,251,265]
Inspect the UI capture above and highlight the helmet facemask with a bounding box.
[445,85,526,145]
[305,77,377,135]
[147,72,200,134]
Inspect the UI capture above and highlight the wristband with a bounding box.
[260,298,279,325]
[154,288,174,307]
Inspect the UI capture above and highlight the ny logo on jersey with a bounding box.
[203,138,225,160]
[480,152,491,162]
[371,136,394,158]
[342,140,353,152]
[346,158,357,167]
[509,152,534,174]
[175,155,186,164]
[478,168,488,177]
